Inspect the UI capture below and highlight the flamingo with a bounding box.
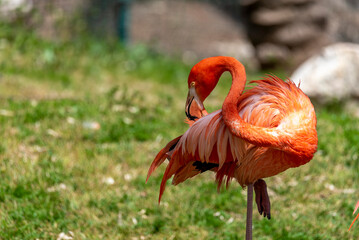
[147,56,318,239]
[349,200,359,231]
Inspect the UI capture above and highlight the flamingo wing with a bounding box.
[157,110,244,202]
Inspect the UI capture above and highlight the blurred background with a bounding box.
[3,0,359,105]
[0,0,359,68]
[0,0,359,239]
[3,0,359,69]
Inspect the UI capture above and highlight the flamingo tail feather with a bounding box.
[348,213,359,231]
[146,135,182,183]
[354,200,359,215]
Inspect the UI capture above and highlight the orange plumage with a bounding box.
[147,57,318,238]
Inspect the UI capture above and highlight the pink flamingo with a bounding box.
[147,56,318,239]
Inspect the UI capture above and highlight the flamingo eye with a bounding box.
[190,82,195,87]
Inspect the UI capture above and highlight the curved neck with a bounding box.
[221,58,247,125]
[221,59,287,149]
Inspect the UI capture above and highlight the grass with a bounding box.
[0,22,359,239]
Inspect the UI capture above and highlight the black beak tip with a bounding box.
[185,96,198,121]
[185,110,198,121]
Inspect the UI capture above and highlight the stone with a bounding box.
[256,43,290,65]
[251,8,295,26]
[0,0,32,20]
[291,43,359,102]
[270,22,321,46]
[131,1,258,69]
[239,0,331,69]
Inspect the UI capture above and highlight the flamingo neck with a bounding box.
[221,59,246,125]
[221,59,285,149]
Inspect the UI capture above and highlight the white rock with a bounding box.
[291,43,359,102]
[0,0,32,15]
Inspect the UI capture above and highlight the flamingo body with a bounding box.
[147,57,318,239]
[148,76,317,201]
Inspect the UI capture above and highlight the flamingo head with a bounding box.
[185,57,227,120]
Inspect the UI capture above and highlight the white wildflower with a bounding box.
[30,100,38,107]
[47,183,67,192]
[47,129,61,138]
[128,106,139,114]
[227,217,234,224]
[213,211,221,217]
[124,173,132,181]
[57,232,73,240]
[0,109,14,117]
[303,175,311,181]
[82,121,101,130]
[118,212,124,226]
[342,189,355,194]
[139,209,148,219]
[66,117,75,124]
[155,135,163,143]
[325,183,335,191]
[288,180,298,187]
[123,117,132,125]
[112,104,126,112]
[330,211,337,217]
[160,201,169,208]
[103,177,115,185]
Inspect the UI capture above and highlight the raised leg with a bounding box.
[246,183,253,240]
[254,179,271,219]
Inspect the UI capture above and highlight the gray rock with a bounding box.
[251,8,295,26]
[240,0,331,69]
[131,0,258,69]
[291,43,359,102]
[257,43,290,64]
[270,22,321,46]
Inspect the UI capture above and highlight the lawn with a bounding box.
[0,23,358,239]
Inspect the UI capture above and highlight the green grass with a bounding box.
[0,22,359,239]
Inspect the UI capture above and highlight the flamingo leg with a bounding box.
[254,179,271,219]
[246,183,253,240]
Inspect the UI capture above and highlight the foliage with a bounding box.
[0,22,358,239]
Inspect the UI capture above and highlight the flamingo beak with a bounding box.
[185,86,207,121]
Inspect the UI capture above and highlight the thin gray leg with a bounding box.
[246,183,253,240]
